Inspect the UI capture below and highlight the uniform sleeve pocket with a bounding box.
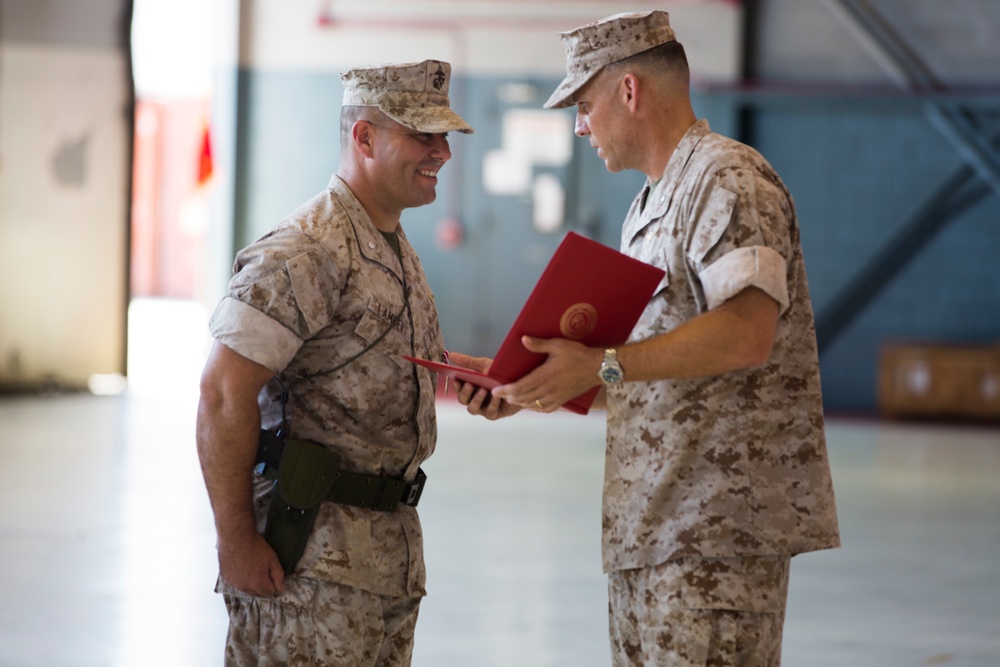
[286,253,334,336]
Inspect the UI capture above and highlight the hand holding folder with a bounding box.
[405,232,665,414]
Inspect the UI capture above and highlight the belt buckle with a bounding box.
[402,469,426,507]
[403,484,420,506]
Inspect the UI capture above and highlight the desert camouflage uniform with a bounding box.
[609,556,790,667]
[209,175,444,665]
[604,120,840,664]
[222,577,420,666]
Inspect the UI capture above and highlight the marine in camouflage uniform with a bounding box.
[197,60,473,666]
[460,11,840,667]
[599,118,840,666]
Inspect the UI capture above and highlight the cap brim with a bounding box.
[382,106,474,134]
[543,70,599,110]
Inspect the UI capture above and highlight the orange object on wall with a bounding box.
[878,342,1000,422]
[197,121,214,186]
[131,98,211,299]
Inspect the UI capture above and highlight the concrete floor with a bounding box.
[0,300,998,666]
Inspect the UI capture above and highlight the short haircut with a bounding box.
[607,40,690,88]
[339,105,388,146]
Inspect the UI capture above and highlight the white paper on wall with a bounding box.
[482,148,532,196]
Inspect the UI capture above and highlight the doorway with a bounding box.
[128,0,215,395]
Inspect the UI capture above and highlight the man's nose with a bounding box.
[575,113,589,136]
[429,136,452,161]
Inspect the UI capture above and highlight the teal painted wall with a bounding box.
[754,99,1000,411]
[227,68,1000,412]
[229,70,654,358]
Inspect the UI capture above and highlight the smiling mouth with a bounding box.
[418,169,439,178]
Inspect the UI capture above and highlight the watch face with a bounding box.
[600,364,624,384]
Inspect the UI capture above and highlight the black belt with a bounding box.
[256,430,426,512]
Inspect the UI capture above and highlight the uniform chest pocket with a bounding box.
[651,264,671,300]
[629,226,672,298]
[353,297,408,368]
[690,187,738,264]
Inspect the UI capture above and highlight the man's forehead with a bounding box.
[367,116,449,137]
[567,72,607,106]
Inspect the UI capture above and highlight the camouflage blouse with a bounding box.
[604,120,841,572]
[209,176,444,597]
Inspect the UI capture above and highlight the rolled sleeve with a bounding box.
[699,245,789,313]
[209,296,303,372]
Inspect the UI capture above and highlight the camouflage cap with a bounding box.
[544,11,677,110]
[341,59,474,134]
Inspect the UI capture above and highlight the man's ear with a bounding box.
[353,120,376,158]
[621,73,640,112]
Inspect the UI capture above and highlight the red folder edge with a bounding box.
[405,232,664,415]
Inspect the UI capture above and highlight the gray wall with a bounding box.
[0,0,132,391]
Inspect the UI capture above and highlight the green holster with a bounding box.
[263,438,342,575]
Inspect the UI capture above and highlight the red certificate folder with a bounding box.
[405,231,665,414]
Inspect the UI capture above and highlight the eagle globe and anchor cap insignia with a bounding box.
[432,64,446,90]
[560,302,598,340]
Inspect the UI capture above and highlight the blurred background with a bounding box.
[1,0,997,413]
[0,1,998,666]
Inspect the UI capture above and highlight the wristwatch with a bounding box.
[597,348,625,385]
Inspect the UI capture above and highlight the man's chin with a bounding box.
[413,190,437,207]
[596,152,621,173]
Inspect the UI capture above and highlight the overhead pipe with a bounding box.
[317,0,741,30]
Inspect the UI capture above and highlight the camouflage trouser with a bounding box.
[608,555,790,667]
[221,576,421,667]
